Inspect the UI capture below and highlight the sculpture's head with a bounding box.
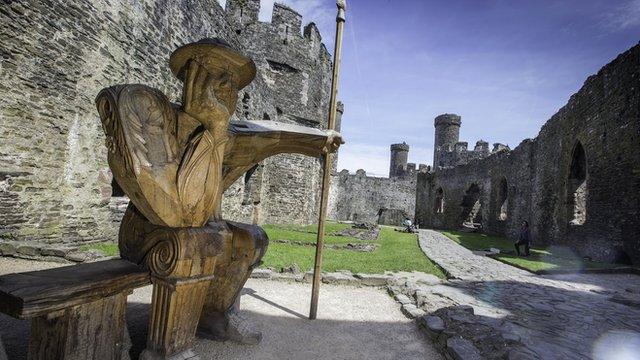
[170,38,256,129]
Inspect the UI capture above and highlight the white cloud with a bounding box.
[601,0,640,32]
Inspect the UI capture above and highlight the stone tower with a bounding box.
[389,142,410,177]
[226,0,260,27]
[433,113,461,168]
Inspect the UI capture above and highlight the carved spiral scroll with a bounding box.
[146,231,181,277]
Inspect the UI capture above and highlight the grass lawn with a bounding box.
[80,222,445,277]
[262,224,445,276]
[441,230,630,273]
[261,223,364,245]
[79,242,119,257]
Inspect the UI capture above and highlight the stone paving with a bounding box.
[394,230,640,359]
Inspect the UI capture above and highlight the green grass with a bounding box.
[79,242,119,257]
[265,222,352,234]
[263,224,445,276]
[441,230,628,273]
[78,222,445,277]
[262,223,368,245]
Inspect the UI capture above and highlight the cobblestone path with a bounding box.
[409,230,640,359]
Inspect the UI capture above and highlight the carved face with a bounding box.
[182,58,240,129]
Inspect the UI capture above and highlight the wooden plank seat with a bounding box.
[0,259,150,360]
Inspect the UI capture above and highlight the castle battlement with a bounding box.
[222,0,335,130]
[224,0,327,57]
[433,114,510,169]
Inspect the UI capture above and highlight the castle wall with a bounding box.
[416,44,640,264]
[219,0,334,226]
[328,169,417,226]
[0,0,334,245]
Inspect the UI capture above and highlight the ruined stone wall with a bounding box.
[416,43,640,264]
[328,169,418,226]
[0,0,333,245]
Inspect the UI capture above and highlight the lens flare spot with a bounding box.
[593,330,640,360]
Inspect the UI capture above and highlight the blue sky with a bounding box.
[222,0,640,176]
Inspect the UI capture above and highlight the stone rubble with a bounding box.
[270,239,379,252]
[0,241,109,263]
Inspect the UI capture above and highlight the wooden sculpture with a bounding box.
[96,38,343,359]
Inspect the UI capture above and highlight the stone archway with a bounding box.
[495,177,508,221]
[567,142,587,226]
[460,183,482,228]
[434,187,445,214]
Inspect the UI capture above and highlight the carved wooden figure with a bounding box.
[96,38,343,359]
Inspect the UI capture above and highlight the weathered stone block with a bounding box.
[354,273,389,286]
[446,337,481,360]
[0,242,17,256]
[401,303,425,319]
[250,268,273,279]
[321,272,358,285]
[394,294,412,305]
[16,244,40,256]
[424,315,445,333]
[40,247,72,257]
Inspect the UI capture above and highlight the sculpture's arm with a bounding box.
[221,120,343,191]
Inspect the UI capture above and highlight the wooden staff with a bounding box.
[310,0,346,320]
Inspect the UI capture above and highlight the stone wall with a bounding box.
[416,43,640,264]
[328,169,418,225]
[328,143,427,226]
[0,0,334,245]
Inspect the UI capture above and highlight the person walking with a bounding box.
[515,221,531,256]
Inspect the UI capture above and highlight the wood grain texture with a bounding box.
[0,259,149,319]
[142,278,211,358]
[96,40,342,229]
[93,38,344,358]
[197,222,268,342]
[28,292,129,360]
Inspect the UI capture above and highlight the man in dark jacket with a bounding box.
[515,221,531,256]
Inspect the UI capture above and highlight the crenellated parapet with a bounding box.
[272,3,302,43]
[223,0,335,129]
[226,0,260,26]
[433,114,510,169]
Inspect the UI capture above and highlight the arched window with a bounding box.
[434,187,445,214]
[496,177,508,221]
[460,183,482,227]
[567,142,587,225]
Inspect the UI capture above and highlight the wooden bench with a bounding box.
[0,259,150,360]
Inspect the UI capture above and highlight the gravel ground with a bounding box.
[0,258,442,360]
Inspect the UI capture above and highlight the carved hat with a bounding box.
[169,38,257,89]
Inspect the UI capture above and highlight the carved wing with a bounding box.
[96,85,183,227]
[96,85,177,176]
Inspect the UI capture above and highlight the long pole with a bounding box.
[310,0,346,320]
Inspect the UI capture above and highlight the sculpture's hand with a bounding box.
[323,130,344,153]
[183,60,232,134]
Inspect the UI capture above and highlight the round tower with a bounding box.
[433,114,461,168]
[389,142,410,177]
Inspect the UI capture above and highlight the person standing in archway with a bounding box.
[515,221,531,256]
